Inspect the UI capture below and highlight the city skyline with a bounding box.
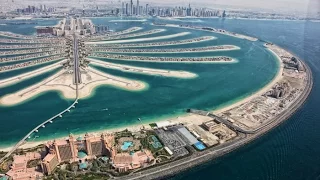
[1,0,319,14]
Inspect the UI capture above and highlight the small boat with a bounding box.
[102,108,108,111]
[138,118,141,121]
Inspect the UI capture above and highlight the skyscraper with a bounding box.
[122,2,125,15]
[130,0,133,15]
[136,0,140,15]
[146,4,149,16]
[126,3,129,16]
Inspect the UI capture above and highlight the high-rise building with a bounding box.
[43,133,115,165]
[41,149,59,175]
[130,0,133,15]
[126,3,129,15]
[122,2,125,15]
[187,3,192,16]
[222,10,226,18]
[146,4,149,15]
[136,0,140,15]
[133,5,136,15]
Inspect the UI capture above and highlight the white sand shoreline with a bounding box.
[85,32,190,44]
[0,46,283,152]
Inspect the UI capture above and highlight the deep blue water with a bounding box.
[1,17,320,180]
[170,18,320,180]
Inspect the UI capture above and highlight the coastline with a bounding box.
[85,32,190,44]
[120,49,313,180]
[0,67,148,106]
[152,23,258,41]
[0,45,282,151]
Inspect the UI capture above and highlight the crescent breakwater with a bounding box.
[89,45,240,53]
[0,55,66,73]
[0,18,312,180]
[86,36,215,48]
[115,41,313,180]
[117,44,312,180]
[90,53,235,63]
[0,50,66,63]
[87,29,165,41]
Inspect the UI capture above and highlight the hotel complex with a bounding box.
[0,11,312,180]
[40,133,154,175]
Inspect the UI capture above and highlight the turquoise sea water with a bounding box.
[0,17,279,150]
[169,19,320,180]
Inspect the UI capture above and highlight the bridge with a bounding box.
[0,33,82,165]
[0,98,79,164]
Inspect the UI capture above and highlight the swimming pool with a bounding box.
[121,141,133,151]
[194,142,206,150]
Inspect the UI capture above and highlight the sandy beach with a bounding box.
[88,58,197,78]
[0,67,147,106]
[78,67,147,98]
[154,23,258,41]
[85,32,190,44]
[0,62,63,88]
[212,48,283,114]
[0,46,284,152]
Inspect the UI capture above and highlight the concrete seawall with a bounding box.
[118,48,313,180]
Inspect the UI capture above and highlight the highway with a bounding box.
[73,35,82,85]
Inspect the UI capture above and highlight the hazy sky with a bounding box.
[146,0,320,13]
[12,0,320,14]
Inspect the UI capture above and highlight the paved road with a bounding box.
[73,35,81,85]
